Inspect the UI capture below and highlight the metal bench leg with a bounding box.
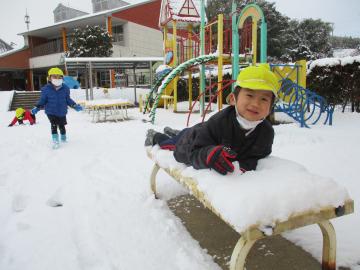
[125,106,128,118]
[120,105,125,120]
[104,108,107,121]
[91,109,97,122]
[111,106,118,122]
[96,109,100,122]
[318,220,336,270]
[150,163,160,199]
[230,235,257,270]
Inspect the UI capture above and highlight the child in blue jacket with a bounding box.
[32,67,83,148]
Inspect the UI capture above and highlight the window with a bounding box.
[99,71,110,87]
[112,25,124,45]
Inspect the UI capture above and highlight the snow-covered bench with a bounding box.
[83,99,133,122]
[146,146,354,270]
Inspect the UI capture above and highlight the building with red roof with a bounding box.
[0,0,163,91]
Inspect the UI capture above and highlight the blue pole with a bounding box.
[200,0,206,116]
[232,1,239,93]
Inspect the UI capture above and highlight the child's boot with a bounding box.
[164,126,180,137]
[60,134,67,142]
[52,134,60,149]
[145,129,157,146]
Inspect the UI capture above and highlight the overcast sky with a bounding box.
[1,0,359,49]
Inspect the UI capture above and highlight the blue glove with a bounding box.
[73,104,83,112]
[31,107,40,115]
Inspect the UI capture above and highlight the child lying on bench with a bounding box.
[146,145,354,270]
[145,65,279,175]
[145,67,355,270]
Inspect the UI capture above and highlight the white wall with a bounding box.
[112,22,163,57]
[29,22,163,64]
[29,53,64,69]
[112,44,132,57]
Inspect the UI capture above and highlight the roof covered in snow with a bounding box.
[159,0,203,29]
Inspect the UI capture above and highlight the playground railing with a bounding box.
[186,79,235,127]
[178,17,232,64]
[275,79,334,127]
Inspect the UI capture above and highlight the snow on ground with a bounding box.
[0,88,359,270]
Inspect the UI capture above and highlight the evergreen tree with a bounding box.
[206,0,333,62]
[284,19,332,61]
[206,0,249,20]
[297,19,332,59]
[206,0,293,61]
[67,25,113,57]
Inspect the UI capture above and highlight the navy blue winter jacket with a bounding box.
[36,83,76,117]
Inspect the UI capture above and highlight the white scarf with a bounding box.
[234,105,264,135]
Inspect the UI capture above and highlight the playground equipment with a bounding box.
[275,79,334,127]
[148,54,218,122]
[232,3,268,87]
[143,66,173,114]
[149,0,333,127]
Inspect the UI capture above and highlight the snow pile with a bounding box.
[149,146,350,234]
[308,55,360,72]
[0,89,359,270]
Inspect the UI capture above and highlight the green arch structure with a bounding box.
[149,54,218,124]
[238,3,267,63]
[232,3,267,85]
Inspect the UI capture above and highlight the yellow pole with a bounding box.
[139,94,143,112]
[61,27,67,52]
[107,16,115,87]
[187,24,193,60]
[107,16,112,35]
[61,27,68,75]
[217,14,224,110]
[252,19,258,65]
[209,25,212,54]
[164,26,168,58]
[297,60,307,88]
[172,20,178,112]
[187,24,193,110]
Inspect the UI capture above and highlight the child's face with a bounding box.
[230,88,273,121]
[50,74,63,80]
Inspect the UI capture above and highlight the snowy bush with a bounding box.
[308,56,360,112]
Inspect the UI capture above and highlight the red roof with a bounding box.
[112,0,162,30]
